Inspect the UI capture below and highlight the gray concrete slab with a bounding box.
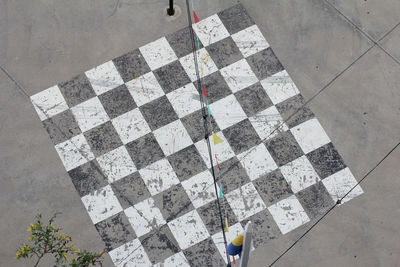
[2,0,237,96]
[326,0,400,41]
[248,45,400,267]
[0,69,114,266]
[241,0,373,100]
[1,0,400,266]
[250,144,400,267]
[380,24,400,61]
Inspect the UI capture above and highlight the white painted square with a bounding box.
[268,195,310,234]
[155,252,190,267]
[85,61,124,95]
[261,70,300,105]
[195,131,235,168]
[109,239,152,267]
[54,134,95,171]
[139,158,180,195]
[179,48,218,81]
[220,59,259,93]
[192,14,230,46]
[322,167,363,205]
[125,197,166,237]
[181,170,216,209]
[249,105,289,140]
[280,155,321,193]
[153,120,193,156]
[96,146,136,183]
[290,118,331,154]
[168,210,210,250]
[231,25,270,57]
[225,182,267,221]
[238,143,278,181]
[31,85,69,120]
[212,223,244,264]
[125,72,165,106]
[70,97,110,132]
[167,83,201,118]
[112,108,151,144]
[139,37,178,70]
[210,94,247,130]
[81,185,123,224]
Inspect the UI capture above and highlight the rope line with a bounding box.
[185,0,231,264]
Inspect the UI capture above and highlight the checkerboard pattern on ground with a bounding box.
[30,4,364,266]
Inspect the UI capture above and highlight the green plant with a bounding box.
[15,213,105,267]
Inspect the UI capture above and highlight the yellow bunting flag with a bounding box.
[200,64,204,76]
[212,131,224,145]
[225,217,229,232]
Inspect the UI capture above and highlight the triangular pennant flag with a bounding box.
[193,10,200,23]
[224,217,229,232]
[202,84,207,97]
[196,36,200,49]
[200,64,204,76]
[207,101,212,116]
[219,183,223,199]
[212,131,224,145]
[215,154,220,169]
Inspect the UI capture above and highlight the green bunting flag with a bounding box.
[219,183,223,199]
[207,101,212,116]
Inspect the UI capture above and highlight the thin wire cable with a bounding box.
[267,142,400,267]
[185,0,231,264]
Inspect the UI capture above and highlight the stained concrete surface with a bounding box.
[1,0,399,266]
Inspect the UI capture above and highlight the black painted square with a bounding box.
[183,237,225,267]
[98,84,137,119]
[153,60,192,94]
[206,37,243,69]
[234,82,273,116]
[218,4,255,35]
[181,109,220,143]
[240,210,281,248]
[42,109,81,145]
[306,143,346,179]
[253,169,293,205]
[83,121,123,157]
[264,130,304,166]
[58,73,96,107]
[166,26,203,58]
[218,157,251,193]
[111,172,151,209]
[167,145,208,182]
[140,225,180,264]
[197,198,238,236]
[68,160,108,197]
[247,47,284,80]
[153,184,194,222]
[113,49,151,82]
[275,94,315,128]
[139,96,179,131]
[125,133,165,170]
[222,119,261,154]
[95,212,136,251]
[193,71,232,104]
[295,182,335,219]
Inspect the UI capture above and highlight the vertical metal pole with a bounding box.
[167,0,175,16]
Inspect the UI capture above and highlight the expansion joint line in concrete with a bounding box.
[267,142,400,267]
[185,0,231,265]
[323,0,400,66]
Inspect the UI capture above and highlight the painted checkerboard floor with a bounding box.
[30,4,363,267]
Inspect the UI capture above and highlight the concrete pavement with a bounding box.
[1,0,399,266]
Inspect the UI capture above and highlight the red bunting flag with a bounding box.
[193,10,200,23]
[215,154,220,169]
[203,84,207,97]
